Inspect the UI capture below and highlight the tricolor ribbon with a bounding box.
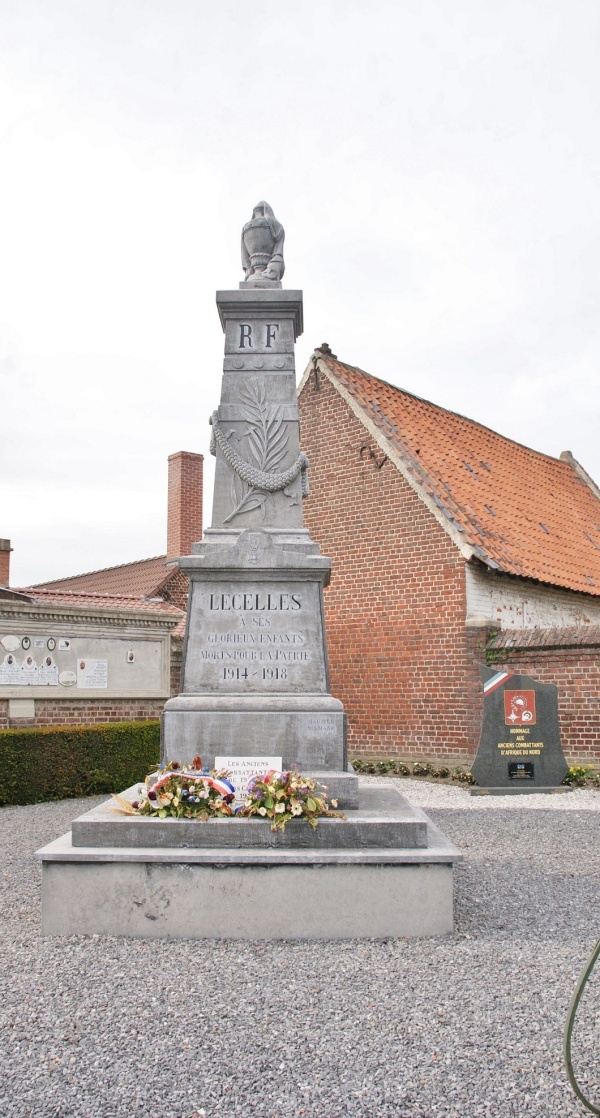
[483,671,512,696]
[149,772,232,796]
[205,777,235,797]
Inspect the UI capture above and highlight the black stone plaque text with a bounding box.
[471,668,568,792]
[508,762,534,781]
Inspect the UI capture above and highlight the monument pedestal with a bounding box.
[162,530,359,805]
[36,785,462,939]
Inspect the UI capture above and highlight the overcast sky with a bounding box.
[2,0,600,587]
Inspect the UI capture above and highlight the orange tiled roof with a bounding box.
[319,356,600,597]
[14,586,184,621]
[32,555,174,598]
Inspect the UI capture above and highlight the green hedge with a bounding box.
[0,720,161,806]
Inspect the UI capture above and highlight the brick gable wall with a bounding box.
[299,367,478,762]
[159,568,190,611]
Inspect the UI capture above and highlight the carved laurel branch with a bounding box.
[209,381,309,524]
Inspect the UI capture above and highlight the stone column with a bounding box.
[207,290,308,544]
[162,217,356,806]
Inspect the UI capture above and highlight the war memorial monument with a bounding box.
[37,204,462,938]
[471,667,568,794]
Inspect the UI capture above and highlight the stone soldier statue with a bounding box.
[241,201,285,284]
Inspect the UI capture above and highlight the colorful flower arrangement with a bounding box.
[112,757,236,820]
[238,768,344,831]
[111,761,344,831]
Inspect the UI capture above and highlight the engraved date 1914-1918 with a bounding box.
[223,666,288,681]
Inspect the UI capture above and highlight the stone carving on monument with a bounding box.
[209,380,309,525]
[241,201,285,287]
[36,203,462,940]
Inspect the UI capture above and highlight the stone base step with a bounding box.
[71,786,423,850]
[36,791,463,938]
[470,785,572,796]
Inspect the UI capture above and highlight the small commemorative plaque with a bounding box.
[471,667,568,793]
[508,762,534,781]
[214,755,282,803]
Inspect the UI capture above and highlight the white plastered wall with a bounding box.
[465,563,600,630]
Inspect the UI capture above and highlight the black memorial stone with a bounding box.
[471,668,569,794]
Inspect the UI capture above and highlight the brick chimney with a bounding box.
[0,539,11,587]
[167,452,204,559]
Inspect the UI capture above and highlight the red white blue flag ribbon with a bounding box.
[483,671,512,696]
[206,777,235,797]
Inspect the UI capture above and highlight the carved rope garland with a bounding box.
[210,410,310,497]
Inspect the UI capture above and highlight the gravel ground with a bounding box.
[1,779,600,1118]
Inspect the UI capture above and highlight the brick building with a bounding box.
[0,452,202,729]
[297,347,600,765]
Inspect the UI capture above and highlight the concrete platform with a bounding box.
[36,787,462,939]
[70,785,425,850]
[308,770,359,809]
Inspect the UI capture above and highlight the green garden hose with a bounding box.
[564,937,600,1114]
